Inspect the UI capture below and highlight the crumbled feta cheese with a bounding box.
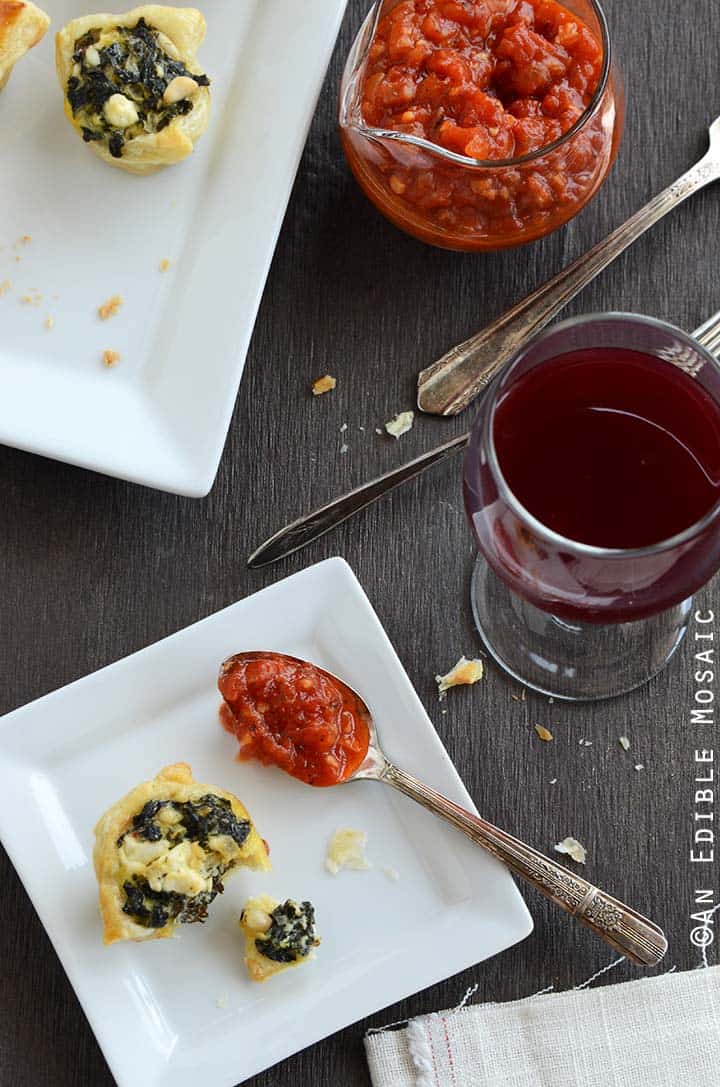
[85,45,101,67]
[385,410,414,438]
[554,837,587,864]
[325,828,370,874]
[103,93,139,129]
[436,656,484,696]
[242,907,272,934]
[163,75,199,106]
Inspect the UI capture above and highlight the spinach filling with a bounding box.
[122,873,224,928]
[255,900,319,963]
[118,794,250,929]
[67,18,210,158]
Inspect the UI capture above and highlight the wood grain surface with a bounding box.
[1,2,719,1084]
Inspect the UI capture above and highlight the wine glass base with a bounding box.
[470,556,692,701]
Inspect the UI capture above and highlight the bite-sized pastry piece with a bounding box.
[239,895,320,982]
[93,762,270,945]
[0,1,50,92]
[55,6,210,174]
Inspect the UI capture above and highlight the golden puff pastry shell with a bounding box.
[0,1,50,92]
[239,894,319,983]
[93,762,271,945]
[55,6,210,174]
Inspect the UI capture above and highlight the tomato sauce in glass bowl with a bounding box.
[339,0,623,250]
[218,652,370,787]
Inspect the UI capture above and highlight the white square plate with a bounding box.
[0,1,347,496]
[0,558,532,1086]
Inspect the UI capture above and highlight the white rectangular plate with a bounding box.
[0,558,532,1087]
[0,1,347,496]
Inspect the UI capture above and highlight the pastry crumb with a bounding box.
[159,258,171,273]
[98,294,123,320]
[382,866,400,882]
[19,234,31,244]
[549,778,558,785]
[534,724,553,742]
[554,837,587,864]
[634,763,645,772]
[312,374,336,396]
[43,316,54,331]
[339,422,347,432]
[0,279,11,297]
[385,410,415,438]
[619,736,630,751]
[102,349,121,368]
[339,442,349,455]
[325,828,370,874]
[20,292,41,306]
[436,656,484,697]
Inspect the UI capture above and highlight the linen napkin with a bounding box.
[365,965,720,1086]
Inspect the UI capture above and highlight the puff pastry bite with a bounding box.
[55,6,210,173]
[239,895,320,983]
[0,1,50,92]
[93,762,270,945]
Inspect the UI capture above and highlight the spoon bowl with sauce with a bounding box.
[219,650,666,967]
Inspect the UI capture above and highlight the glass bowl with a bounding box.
[339,0,624,252]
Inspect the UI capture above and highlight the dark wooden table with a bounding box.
[2,2,718,1083]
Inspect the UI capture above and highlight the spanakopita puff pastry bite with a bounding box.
[55,6,210,174]
[93,762,271,945]
[0,1,50,92]
[239,895,320,983]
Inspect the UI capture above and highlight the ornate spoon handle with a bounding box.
[382,762,667,967]
[417,154,720,416]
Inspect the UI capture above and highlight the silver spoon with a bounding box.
[248,309,720,567]
[224,651,667,967]
[418,116,720,415]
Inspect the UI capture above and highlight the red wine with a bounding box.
[493,348,720,549]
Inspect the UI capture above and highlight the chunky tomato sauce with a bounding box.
[342,0,621,249]
[218,653,370,787]
[363,0,602,161]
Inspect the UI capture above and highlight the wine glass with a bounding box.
[463,313,720,700]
